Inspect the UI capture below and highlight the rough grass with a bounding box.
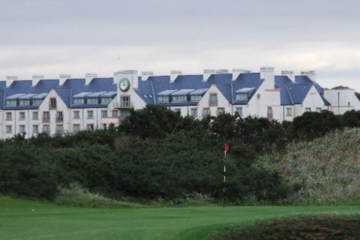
[213,214,360,240]
[54,187,144,208]
[259,128,360,205]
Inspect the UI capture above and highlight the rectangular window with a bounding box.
[49,98,57,109]
[19,125,26,134]
[202,108,210,117]
[87,98,98,105]
[112,110,118,118]
[158,96,170,104]
[172,95,187,103]
[217,107,225,116]
[43,125,50,134]
[73,110,80,119]
[209,94,218,106]
[56,125,64,135]
[19,99,30,106]
[73,98,84,105]
[305,107,311,112]
[190,108,198,118]
[316,107,322,112]
[87,110,94,119]
[6,100,17,107]
[101,110,108,118]
[19,112,25,121]
[235,93,248,101]
[101,97,112,105]
[43,111,50,123]
[32,112,39,120]
[267,107,273,120]
[73,124,80,132]
[32,125,39,134]
[286,107,292,117]
[120,96,131,107]
[87,124,94,131]
[235,107,243,117]
[6,125,12,134]
[190,95,202,102]
[5,112,12,121]
[56,111,63,122]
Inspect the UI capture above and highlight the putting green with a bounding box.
[1,197,359,240]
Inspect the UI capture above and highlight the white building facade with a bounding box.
[0,67,359,139]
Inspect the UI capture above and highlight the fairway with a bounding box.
[1,197,360,240]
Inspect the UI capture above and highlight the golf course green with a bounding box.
[1,197,360,240]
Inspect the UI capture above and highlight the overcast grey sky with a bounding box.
[1,0,360,89]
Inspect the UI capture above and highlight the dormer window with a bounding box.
[6,100,17,107]
[158,95,170,104]
[73,98,84,105]
[235,88,255,102]
[190,95,202,102]
[235,93,248,101]
[101,97,112,105]
[87,98,98,105]
[32,99,42,106]
[19,99,31,106]
[172,95,187,103]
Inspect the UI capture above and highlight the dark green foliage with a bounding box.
[0,142,59,200]
[2,106,360,202]
[292,110,342,140]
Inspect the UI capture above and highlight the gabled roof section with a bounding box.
[138,72,263,106]
[0,77,117,109]
[232,73,263,104]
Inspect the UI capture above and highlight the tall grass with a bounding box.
[259,128,360,204]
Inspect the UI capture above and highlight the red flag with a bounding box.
[224,144,230,153]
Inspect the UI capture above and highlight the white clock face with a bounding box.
[119,78,130,92]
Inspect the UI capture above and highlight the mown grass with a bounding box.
[1,197,360,240]
[259,128,360,205]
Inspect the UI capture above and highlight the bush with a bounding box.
[0,143,59,200]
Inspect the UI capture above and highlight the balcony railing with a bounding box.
[114,102,133,109]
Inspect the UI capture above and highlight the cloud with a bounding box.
[0,1,360,90]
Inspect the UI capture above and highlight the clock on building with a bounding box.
[119,78,130,92]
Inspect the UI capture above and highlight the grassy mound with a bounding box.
[260,128,360,204]
[54,187,144,208]
[214,215,360,240]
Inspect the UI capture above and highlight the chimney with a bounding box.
[114,70,139,89]
[203,69,215,82]
[32,75,44,87]
[260,66,275,89]
[85,73,97,85]
[6,76,18,87]
[170,70,182,83]
[301,70,316,81]
[59,74,71,86]
[281,70,295,82]
[232,69,250,81]
[141,71,154,81]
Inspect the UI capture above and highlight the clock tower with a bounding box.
[114,70,139,115]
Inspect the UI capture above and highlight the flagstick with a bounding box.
[223,150,226,208]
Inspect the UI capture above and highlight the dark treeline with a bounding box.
[1,105,360,203]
